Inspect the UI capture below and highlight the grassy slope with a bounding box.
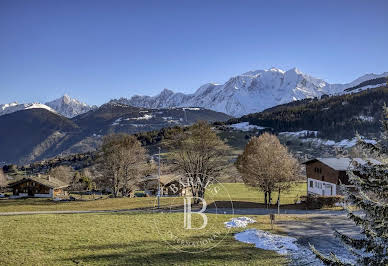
[0,183,307,213]
[0,212,294,265]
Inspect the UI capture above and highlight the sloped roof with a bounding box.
[8,176,69,189]
[141,174,184,186]
[303,157,382,171]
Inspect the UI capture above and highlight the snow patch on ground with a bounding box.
[127,114,153,120]
[279,130,377,148]
[234,229,299,255]
[357,115,374,122]
[224,217,256,228]
[279,130,318,137]
[183,107,201,111]
[112,117,122,126]
[229,122,266,132]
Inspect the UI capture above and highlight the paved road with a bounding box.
[0,207,347,216]
[276,214,360,265]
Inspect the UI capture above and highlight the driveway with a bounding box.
[276,214,360,265]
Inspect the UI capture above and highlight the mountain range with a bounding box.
[1,67,387,165]
[2,68,387,119]
[0,95,96,118]
[112,68,388,117]
[0,103,231,165]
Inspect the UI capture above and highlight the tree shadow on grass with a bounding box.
[61,236,284,265]
[208,200,306,210]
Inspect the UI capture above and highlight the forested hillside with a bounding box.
[227,86,388,140]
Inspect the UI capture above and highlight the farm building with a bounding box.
[142,174,191,197]
[303,158,380,196]
[8,176,69,198]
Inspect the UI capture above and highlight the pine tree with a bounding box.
[310,107,388,265]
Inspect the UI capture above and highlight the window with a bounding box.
[310,181,313,188]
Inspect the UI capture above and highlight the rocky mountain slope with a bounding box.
[45,94,96,118]
[112,68,388,117]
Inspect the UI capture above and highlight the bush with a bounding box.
[301,195,344,209]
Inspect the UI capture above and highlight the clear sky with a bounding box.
[1,0,387,105]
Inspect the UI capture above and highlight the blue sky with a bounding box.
[1,0,387,105]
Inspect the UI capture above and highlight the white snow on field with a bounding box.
[183,107,201,111]
[127,114,153,120]
[224,217,256,228]
[357,115,374,122]
[279,130,318,137]
[229,122,266,131]
[112,117,122,126]
[279,130,377,148]
[234,229,299,255]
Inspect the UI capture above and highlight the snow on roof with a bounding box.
[304,157,381,171]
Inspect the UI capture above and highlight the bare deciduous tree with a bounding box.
[97,134,148,197]
[165,121,231,203]
[48,165,73,183]
[236,133,301,208]
[0,168,8,191]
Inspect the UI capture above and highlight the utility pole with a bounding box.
[157,146,161,208]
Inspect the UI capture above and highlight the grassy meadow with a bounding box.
[0,212,300,265]
[0,182,307,213]
[207,182,307,204]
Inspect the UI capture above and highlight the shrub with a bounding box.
[301,195,344,209]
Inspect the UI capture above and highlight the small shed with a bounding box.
[8,176,69,198]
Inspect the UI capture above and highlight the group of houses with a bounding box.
[5,157,380,199]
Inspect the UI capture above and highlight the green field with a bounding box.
[0,182,307,213]
[0,212,296,265]
[207,182,307,205]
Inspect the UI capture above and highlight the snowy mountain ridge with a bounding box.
[0,95,95,118]
[112,68,388,117]
[0,102,57,116]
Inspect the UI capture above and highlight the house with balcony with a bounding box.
[303,157,380,196]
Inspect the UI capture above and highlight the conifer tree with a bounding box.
[310,107,388,265]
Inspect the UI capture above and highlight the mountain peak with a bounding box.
[45,95,95,118]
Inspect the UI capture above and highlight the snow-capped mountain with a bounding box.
[112,68,388,117]
[0,95,96,118]
[0,102,57,116]
[45,94,96,118]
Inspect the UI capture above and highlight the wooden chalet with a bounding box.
[303,157,380,196]
[8,176,69,198]
[142,174,191,197]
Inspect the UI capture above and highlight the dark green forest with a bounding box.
[226,86,388,140]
